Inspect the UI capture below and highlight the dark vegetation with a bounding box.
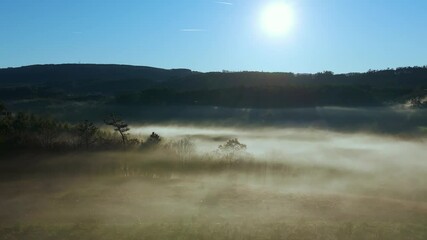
[0,102,152,152]
[1,64,426,108]
[115,86,413,107]
[0,64,194,91]
[0,102,251,164]
[2,64,426,135]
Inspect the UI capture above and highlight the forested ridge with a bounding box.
[1,64,426,108]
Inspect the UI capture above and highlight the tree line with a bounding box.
[1,65,426,108]
[1,102,250,162]
[115,85,425,108]
[0,102,162,152]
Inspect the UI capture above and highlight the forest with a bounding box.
[1,64,426,108]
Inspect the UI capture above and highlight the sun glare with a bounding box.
[260,2,294,37]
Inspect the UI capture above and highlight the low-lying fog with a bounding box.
[131,125,427,194]
[1,125,427,238]
[134,124,427,163]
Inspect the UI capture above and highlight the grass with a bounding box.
[1,222,426,240]
[1,149,427,239]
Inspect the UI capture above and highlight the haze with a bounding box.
[1,0,427,239]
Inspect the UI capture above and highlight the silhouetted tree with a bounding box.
[146,132,161,145]
[219,138,247,152]
[104,114,130,145]
[76,120,99,149]
[216,138,248,162]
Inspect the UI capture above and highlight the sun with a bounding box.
[260,2,294,37]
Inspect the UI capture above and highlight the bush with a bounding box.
[76,120,99,149]
[165,137,195,161]
[215,138,250,163]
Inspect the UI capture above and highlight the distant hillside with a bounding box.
[161,67,427,90]
[0,64,426,108]
[0,64,196,94]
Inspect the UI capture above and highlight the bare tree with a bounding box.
[104,114,130,145]
[76,120,99,149]
[168,137,195,162]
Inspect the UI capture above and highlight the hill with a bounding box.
[1,64,426,108]
[0,64,195,94]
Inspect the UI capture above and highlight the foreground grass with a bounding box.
[1,222,427,240]
[1,150,427,239]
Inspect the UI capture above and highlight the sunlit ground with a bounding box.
[1,126,427,239]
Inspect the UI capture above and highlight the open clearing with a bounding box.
[1,127,426,239]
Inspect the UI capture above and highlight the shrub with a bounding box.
[215,138,250,163]
[165,137,195,161]
[76,120,99,149]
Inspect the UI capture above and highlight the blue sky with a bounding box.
[1,0,426,73]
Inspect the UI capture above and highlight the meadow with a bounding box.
[1,126,426,239]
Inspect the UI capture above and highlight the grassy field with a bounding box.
[1,130,427,239]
